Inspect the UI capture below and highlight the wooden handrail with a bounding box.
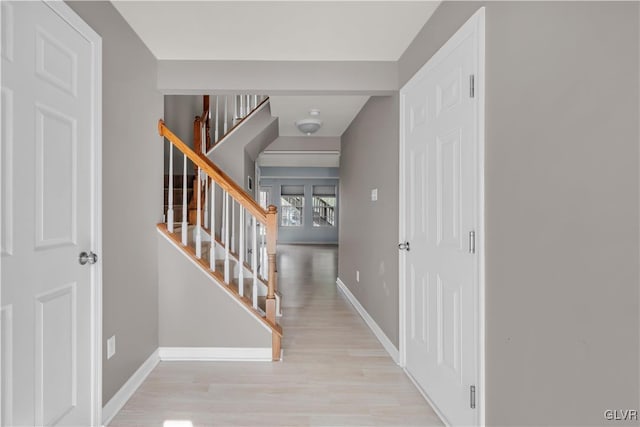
[159,119,269,223]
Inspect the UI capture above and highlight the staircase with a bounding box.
[158,95,282,361]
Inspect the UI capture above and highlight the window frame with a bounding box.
[280,191,305,227]
[311,191,337,228]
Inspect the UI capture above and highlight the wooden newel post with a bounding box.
[265,205,280,361]
[265,205,278,318]
[189,116,203,225]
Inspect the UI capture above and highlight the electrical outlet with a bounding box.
[356,270,360,283]
[371,189,378,201]
[107,335,116,359]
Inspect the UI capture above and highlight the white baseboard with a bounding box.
[335,278,400,364]
[102,349,159,426]
[158,347,273,361]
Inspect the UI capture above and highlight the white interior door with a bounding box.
[1,2,100,425]
[400,9,484,427]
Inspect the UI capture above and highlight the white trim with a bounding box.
[404,368,451,427]
[398,88,408,370]
[157,229,272,334]
[476,8,486,427]
[261,150,341,155]
[398,7,485,427]
[158,347,273,362]
[0,4,5,425]
[260,176,340,180]
[207,98,270,156]
[335,278,399,364]
[44,2,104,425]
[102,349,159,427]
[257,151,340,168]
[278,241,338,245]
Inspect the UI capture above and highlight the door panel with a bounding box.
[1,2,96,425]
[35,283,77,426]
[402,11,482,427]
[35,104,78,248]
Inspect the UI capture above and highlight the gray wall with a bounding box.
[339,95,399,346]
[341,2,639,426]
[163,95,201,174]
[260,167,339,244]
[67,1,163,406]
[158,60,397,95]
[158,235,272,348]
[208,104,278,189]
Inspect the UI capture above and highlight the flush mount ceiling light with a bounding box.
[295,118,323,136]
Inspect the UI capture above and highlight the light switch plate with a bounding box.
[107,335,116,359]
[371,188,378,201]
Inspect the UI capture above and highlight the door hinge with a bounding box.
[470,385,476,409]
[469,74,475,98]
[468,231,476,254]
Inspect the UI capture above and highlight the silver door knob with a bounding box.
[398,242,410,251]
[79,251,98,265]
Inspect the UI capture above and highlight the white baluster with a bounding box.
[253,94,258,110]
[181,154,188,246]
[262,224,267,280]
[195,169,202,258]
[214,96,219,143]
[221,191,225,239]
[210,181,216,271]
[240,95,244,118]
[238,207,245,297]
[258,223,263,279]
[224,191,230,283]
[224,95,228,134]
[204,177,209,229]
[231,200,236,253]
[167,142,174,233]
[201,121,206,153]
[252,216,258,309]
[234,95,238,123]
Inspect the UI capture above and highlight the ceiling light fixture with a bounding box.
[295,118,323,136]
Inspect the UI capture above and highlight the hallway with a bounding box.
[110,245,443,426]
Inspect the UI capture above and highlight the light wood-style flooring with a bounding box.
[109,244,443,426]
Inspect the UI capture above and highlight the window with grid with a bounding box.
[280,185,304,227]
[312,185,336,227]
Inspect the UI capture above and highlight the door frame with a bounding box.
[44,2,103,424]
[398,7,485,426]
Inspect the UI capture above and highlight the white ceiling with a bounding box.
[112,1,441,155]
[111,1,440,61]
[269,95,369,137]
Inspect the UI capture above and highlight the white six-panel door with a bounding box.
[1,2,101,425]
[400,9,484,427]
